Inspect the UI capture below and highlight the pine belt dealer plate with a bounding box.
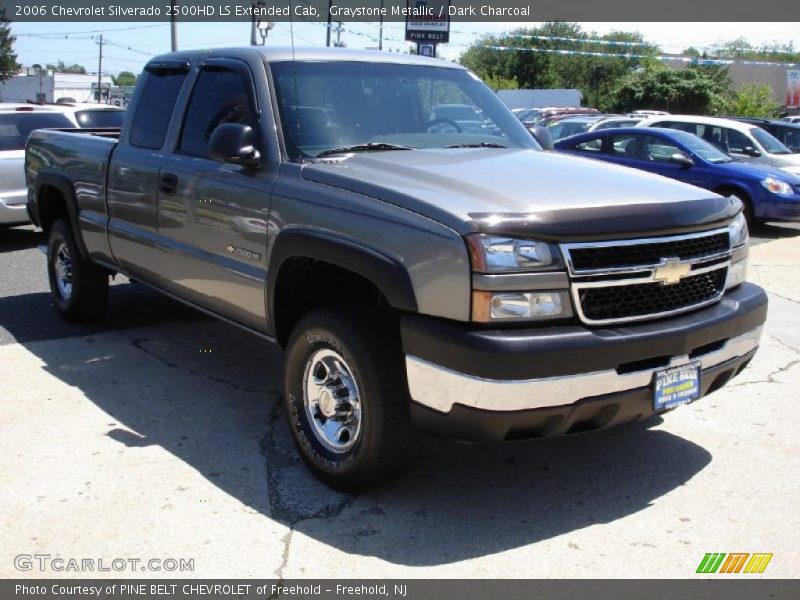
[653,361,701,411]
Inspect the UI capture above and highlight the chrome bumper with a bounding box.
[406,326,762,413]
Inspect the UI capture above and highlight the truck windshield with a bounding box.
[269,61,538,160]
[0,112,73,150]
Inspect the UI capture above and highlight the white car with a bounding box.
[0,103,125,226]
[0,105,74,226]
[637,114,800,175]
[781,116,800,124]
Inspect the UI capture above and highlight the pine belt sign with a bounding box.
[405,0,451,43]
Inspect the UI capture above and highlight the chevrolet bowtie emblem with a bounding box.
[653,258,692,285]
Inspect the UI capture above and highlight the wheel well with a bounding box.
[272,257,390,348]
[714,185,750,209]
[37,185,68,234]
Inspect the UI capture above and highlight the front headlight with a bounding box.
[728,211,749,248]
[761,176,794,196]
[466,234,563,272]
[472,290,572,322]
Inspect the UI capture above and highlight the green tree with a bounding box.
[46,61,87,74]
[460,22,657,110]
[0,10,20,83]
[611,63,731,114]
[112,71,137,86]
[724,83,782,118]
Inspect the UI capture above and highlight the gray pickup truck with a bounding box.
[26,48,767,491]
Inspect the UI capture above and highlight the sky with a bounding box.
[9,21,800,76]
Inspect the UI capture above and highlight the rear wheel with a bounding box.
[47,219,109,322]
[283,305,416,492]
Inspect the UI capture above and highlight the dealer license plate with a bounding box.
[653,362,701,411]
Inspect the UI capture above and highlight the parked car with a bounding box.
[0,104,73,226]
[527,106,599,127]
[637,114,800,175]
[26,48,766,491]
[429,103,490,134]
[545,115,642,141]
[555,127,800,224]
[731,118,800,153]
[781,116,800,124]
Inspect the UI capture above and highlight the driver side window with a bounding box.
[178,67,257,159]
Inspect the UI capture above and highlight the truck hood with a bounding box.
[302,148,739,240]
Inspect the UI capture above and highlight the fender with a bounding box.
[34,169,90,259]
[267,228,418,329]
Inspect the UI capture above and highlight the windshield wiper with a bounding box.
[445,142,508,149]
[316,142,414,158]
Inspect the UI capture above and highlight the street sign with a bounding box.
[405,0,450,44]
[418,44,436,57]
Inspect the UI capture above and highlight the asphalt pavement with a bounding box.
[1,222,798,578]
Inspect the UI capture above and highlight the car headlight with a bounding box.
[728,211,749,248]
[761,176,794,196]
[466,234,563,272]
[472,290,572,322]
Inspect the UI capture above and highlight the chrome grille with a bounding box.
[561,229,732,325]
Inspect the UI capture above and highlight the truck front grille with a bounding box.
[578,269,727,322]
[569,232,729,271]
[561,228,732,326]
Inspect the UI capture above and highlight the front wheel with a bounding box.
[283,306,416,492]
[47,219,109,322]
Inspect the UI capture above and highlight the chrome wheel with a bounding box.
[303,349,362,453]
[53,242,73,300]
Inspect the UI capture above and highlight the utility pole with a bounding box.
[96,34,104,103]
[326,0,332,47]
[170,1,178,51]
[379,0,384,51]
[250,1,258,45]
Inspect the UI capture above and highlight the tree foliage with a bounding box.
[459,22,657,110]
[611,63,732,114]
[723,83,783,118]
[46,61,87,74]
[0,10,20,83]
[112,71,137,86]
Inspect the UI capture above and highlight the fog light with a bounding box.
[473,291,570,322]
[725,259,748,290]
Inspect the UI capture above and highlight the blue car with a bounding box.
[554,127,800,224]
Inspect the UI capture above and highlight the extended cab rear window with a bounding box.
[129,70,187,149]
[75,109,126,129]
[0,112,73,150]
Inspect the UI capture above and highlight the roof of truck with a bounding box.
[148,47,466,69]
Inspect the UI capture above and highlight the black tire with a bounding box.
[47,219,109,322]
[283,305,416,492]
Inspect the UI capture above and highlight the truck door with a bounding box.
[155,58,277,331]
[106,61,190,283]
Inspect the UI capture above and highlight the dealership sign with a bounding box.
[405,0,451,43]
[788,70,800,108]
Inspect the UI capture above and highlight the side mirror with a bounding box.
[742,146,761,157]
[208,123,261,167]
[530,125,554,151]
[669,153,694,168]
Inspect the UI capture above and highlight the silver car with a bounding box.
[1,106,75,226]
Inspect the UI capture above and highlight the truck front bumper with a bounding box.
[402,283,767,442]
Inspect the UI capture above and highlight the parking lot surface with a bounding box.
[1,223,799,578]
